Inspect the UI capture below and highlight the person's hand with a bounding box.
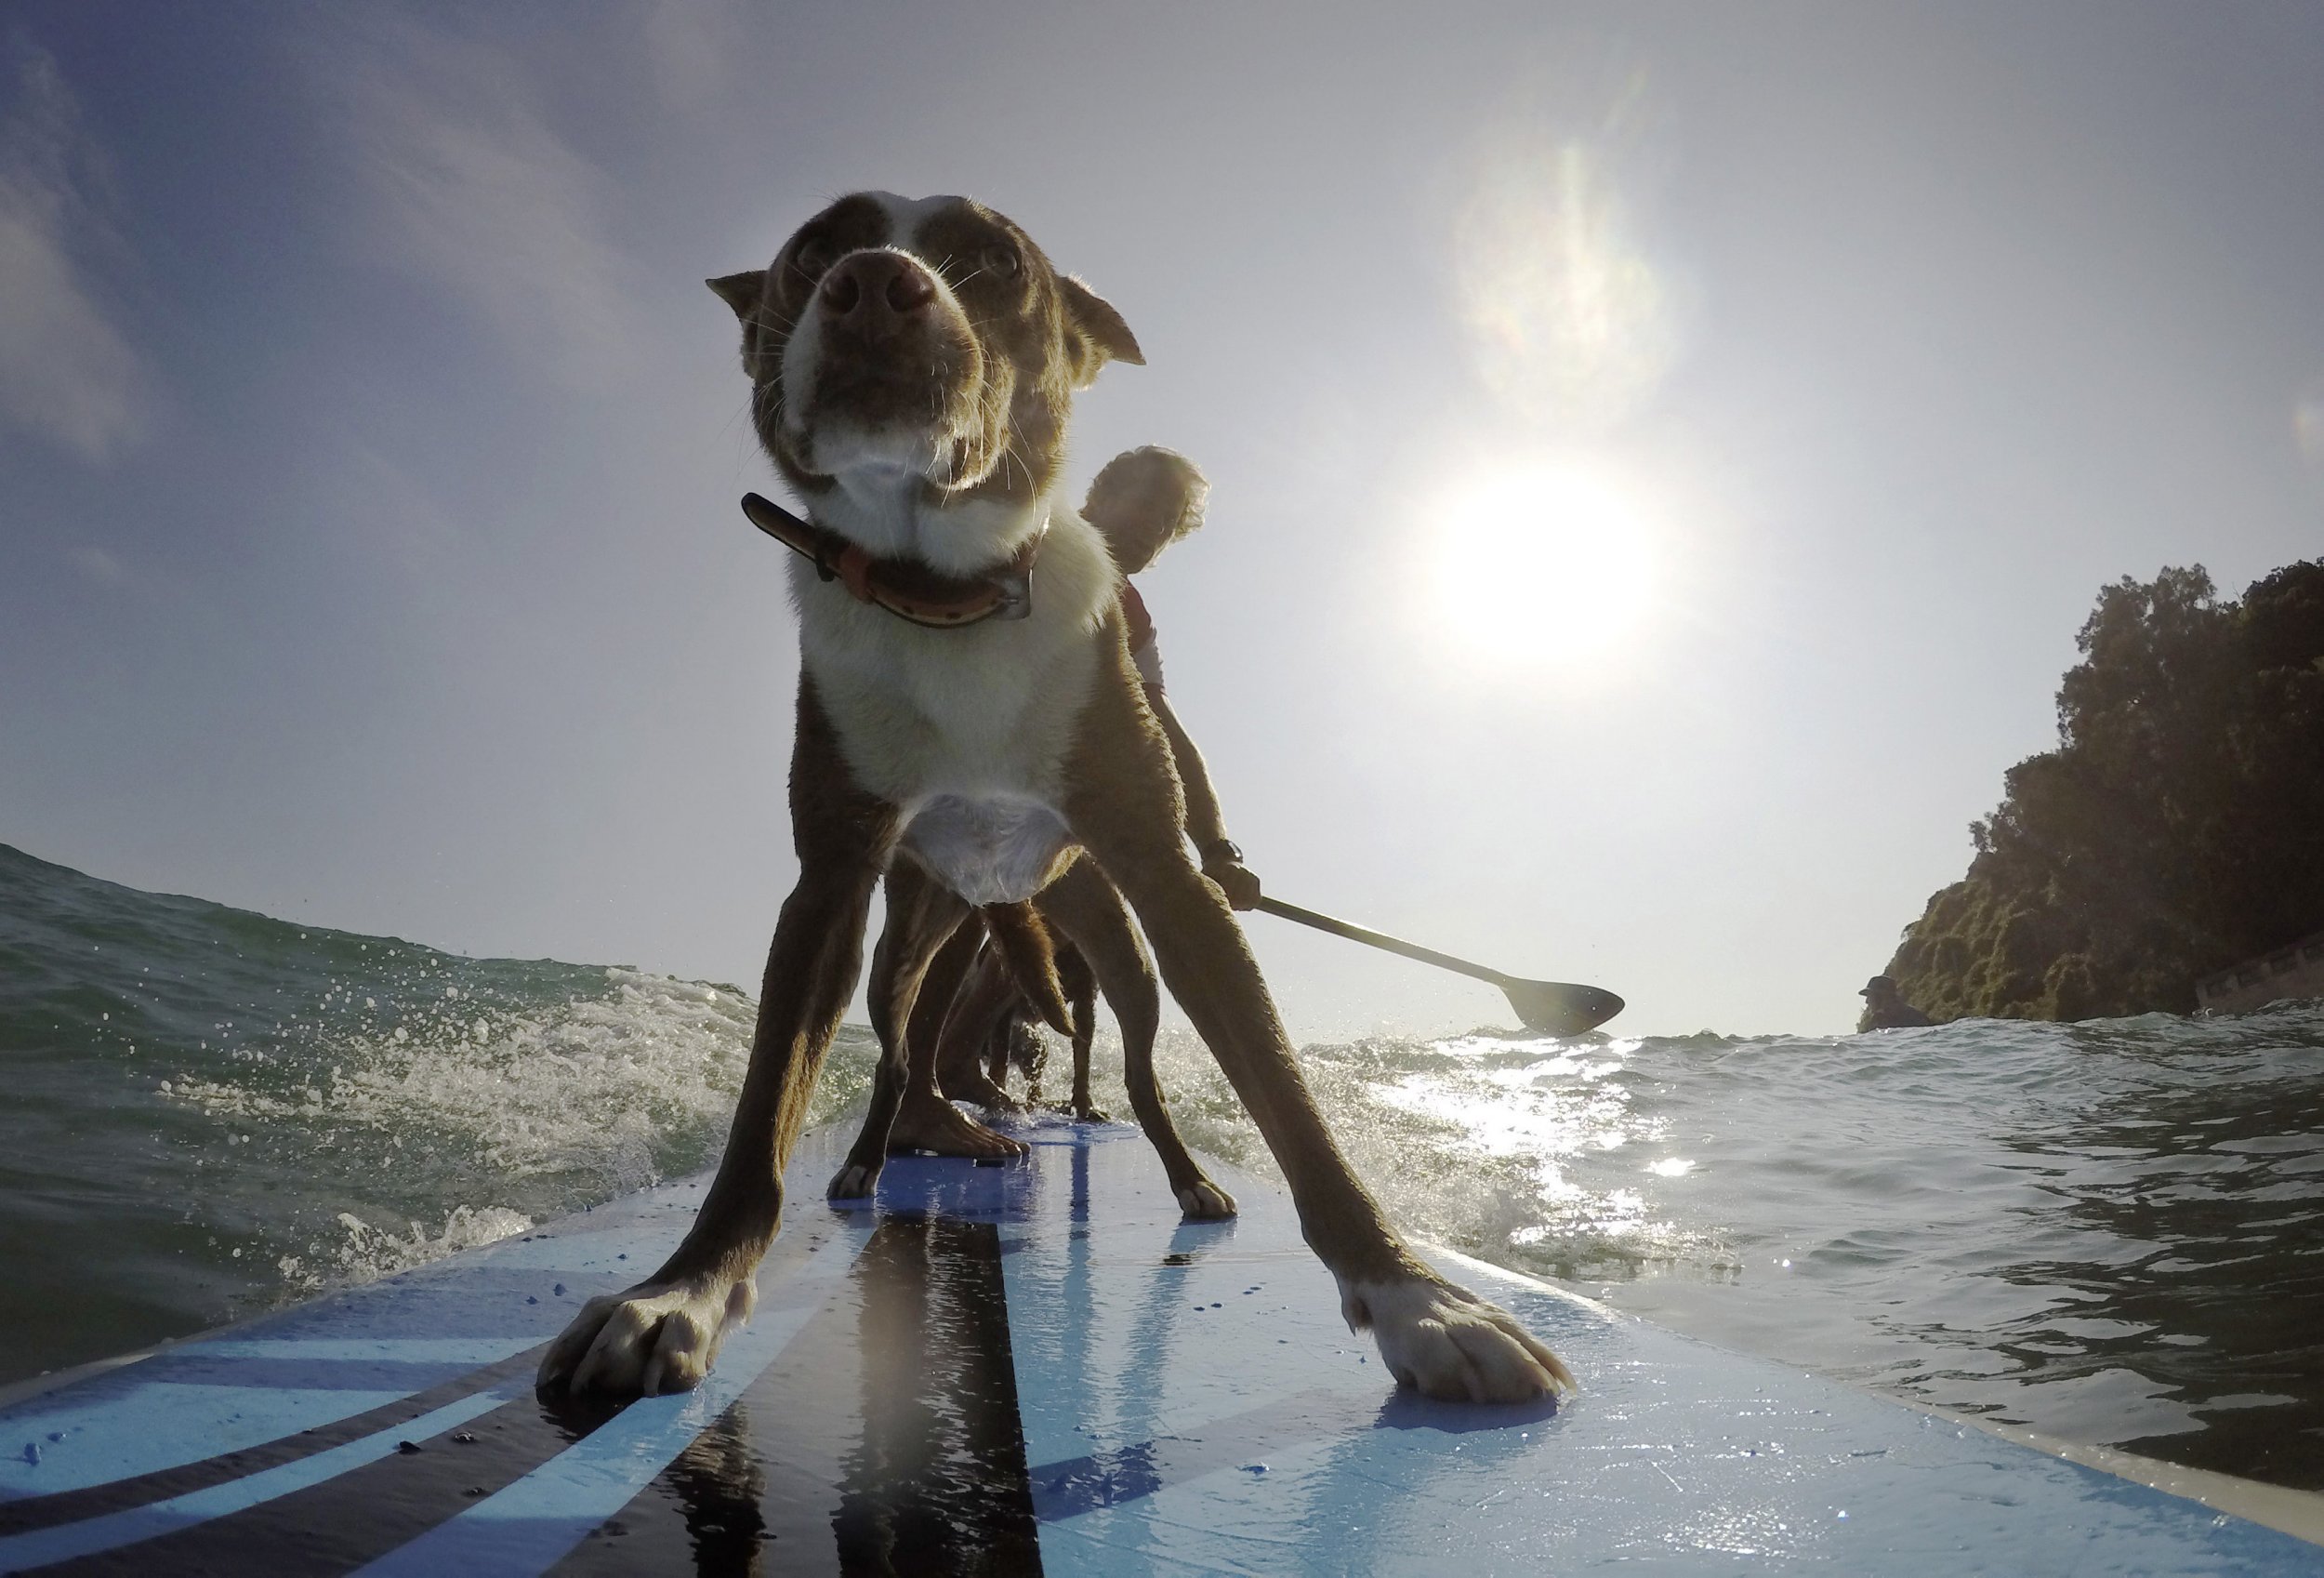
[1203,855,1262,911]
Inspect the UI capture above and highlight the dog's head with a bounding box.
[711,192,1142,564]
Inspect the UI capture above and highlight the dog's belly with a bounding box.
[902,794,1075,906]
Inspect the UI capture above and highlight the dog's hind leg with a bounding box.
[1038,856,1233,1217]
[827,860,974,1200]
[539,677,896,1399]
[1063,651,1571,1401]
[1053,938,1100,1120]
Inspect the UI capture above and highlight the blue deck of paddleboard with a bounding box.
[1,1119,2317,1575]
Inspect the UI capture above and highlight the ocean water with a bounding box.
[4,843,2320,1492]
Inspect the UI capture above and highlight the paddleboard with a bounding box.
[3,1119,2320,1574]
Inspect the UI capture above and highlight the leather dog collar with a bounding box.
[740,492,1042,629]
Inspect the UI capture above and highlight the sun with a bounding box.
[1421,457,1658,671]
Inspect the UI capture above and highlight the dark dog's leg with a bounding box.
[932,953,1025,1114]
[1016,1017,1050,1107]
[539,678,896,1398]
[910,910,984,1066]
[1037,858,1235,1217]
[1063,651,1572,1402]
[984,1011,1012,1093]
[827,860,972,1200]
[1052,939,1101,1121]
[878,914,1028,1156]
[897,945,1029,1147]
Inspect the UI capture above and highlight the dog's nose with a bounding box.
[818,251,937,325]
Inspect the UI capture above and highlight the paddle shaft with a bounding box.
[1253,896,1512,989]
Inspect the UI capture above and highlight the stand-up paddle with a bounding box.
[1254,895,1624,1035]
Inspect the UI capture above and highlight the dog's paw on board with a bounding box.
[885,1088,1032,1158]
[538,1273,757,1398]
[826,1160,880,1200]
[1340,1275,1575,1403]
[1176,1178,1239,1220]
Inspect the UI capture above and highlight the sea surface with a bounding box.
[4,842,2320,1490]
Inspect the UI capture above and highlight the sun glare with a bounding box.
[1422,457,1658,671]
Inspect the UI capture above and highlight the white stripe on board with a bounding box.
[183,1337,544,1365]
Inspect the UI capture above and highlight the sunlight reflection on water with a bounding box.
[1131,1006,2324,1490]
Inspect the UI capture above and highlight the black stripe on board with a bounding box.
[0,1345,548,1537]
[4,1207,865,1547]
[26,1213,856,1574]
[37,1377,636,1577]
[549,1215,1043,1578]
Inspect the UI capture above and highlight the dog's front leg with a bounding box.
[538,680,894,1398]
[1064,661,1573,1402]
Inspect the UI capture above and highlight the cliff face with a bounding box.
[1887,561,2324,1022]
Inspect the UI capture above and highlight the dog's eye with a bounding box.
[981,245,1021,282]
[791,239,835,284]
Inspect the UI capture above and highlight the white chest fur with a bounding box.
[792,505,1116,903]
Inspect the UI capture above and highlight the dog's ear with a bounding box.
[706,271,768,324]
[1058,274,1143,386]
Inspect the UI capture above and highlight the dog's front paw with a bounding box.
[1340,1275,1574,1403]
[1176,1178,1237,1219]
[535,1273,756,1399]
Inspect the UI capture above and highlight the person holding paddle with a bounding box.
[1084,444,1264,913]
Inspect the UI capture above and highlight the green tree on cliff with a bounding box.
[1887,559,2324,1021]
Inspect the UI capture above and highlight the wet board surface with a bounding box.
[3,1119,2320,1575]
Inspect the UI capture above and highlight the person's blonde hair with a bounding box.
[1082,446,1209,574]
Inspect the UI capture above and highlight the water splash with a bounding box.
[7,842,2323,1488]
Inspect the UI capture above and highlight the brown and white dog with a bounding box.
[830,449,1242,1213]
[535,192,1573,1404]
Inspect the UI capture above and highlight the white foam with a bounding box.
[162,965,878,1294]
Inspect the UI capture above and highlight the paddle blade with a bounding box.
[1502,978,1626,1036]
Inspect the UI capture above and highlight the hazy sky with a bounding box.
[6,2,2322,1039]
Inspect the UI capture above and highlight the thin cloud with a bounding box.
[637,0,746,112]
[1446,50,1691,440]
[0,40,151,463]
[68,543,125,585]
[2297,380,2324,469]
[334,16,642,384]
